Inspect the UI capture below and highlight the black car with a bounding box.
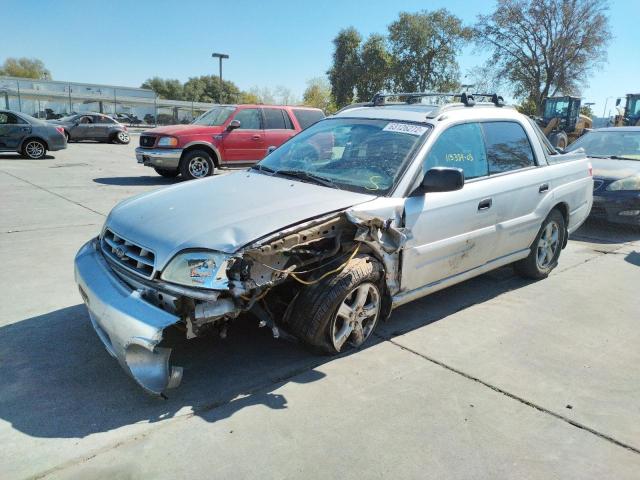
[0,109,67,159]
[567,127,640,227]
[49,113,130,144]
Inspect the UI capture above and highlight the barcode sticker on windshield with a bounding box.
[383,122,428,136]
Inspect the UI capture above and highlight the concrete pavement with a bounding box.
[0,142,639,479]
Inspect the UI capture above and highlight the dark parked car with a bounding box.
[49,113,130,144]
[567,127,640,227]
[0,109,67,159]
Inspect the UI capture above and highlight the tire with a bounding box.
[114,130,130,144]
[549,131,568,150]
[288,256,384,354]
[64,131,70,143]
[514,209,566,279]
[179,149,215,180]
[154,167,179,178]
[22,139,47,159]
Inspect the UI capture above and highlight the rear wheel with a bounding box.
[22,139,46,159]
[64,131,70,142]
[154,167,179,178]
[514,209,565,279]
[288,256,383,354]
[180,149,215,180]
[114,131,130,144]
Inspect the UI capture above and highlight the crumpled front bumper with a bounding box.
[135,147,182,169]
[74,238,183,395]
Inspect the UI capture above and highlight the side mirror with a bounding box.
[267,145,277,154]
[414,167,464,195]
[227,119,241,131]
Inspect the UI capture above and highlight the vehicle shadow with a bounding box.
[0,154,55,160]
[93,176,183,186]
[0,265,529,440]
[570,219,640,245]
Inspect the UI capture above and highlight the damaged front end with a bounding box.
[75,199,408,396]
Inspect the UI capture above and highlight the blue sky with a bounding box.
[2,0,638,115]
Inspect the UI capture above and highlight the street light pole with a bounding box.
[211,52,229,104]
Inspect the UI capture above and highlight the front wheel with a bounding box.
[179,150,215,180]
[514,209,566,279]
[288,256,384,354]
[114,131,130,144]
[22,139,47,159]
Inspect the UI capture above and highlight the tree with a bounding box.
[183,76,240,103]
[0,57,51,79]
[238,91,261,104]
[141,77,184,100]
[327,27,362,107]
[355,34,392,102]
[388,10,472,92]
[474,0,611,114]
[302,77,335,113]
[580,104,594,117]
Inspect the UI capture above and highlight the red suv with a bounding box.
[136,105,324,179]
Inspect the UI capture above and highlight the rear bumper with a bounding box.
[135,147,182,169]
[47,135,67,151]
[74,238,183,395]
[591,193,640,226]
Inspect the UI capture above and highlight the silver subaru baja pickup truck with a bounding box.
[74,92,593,395]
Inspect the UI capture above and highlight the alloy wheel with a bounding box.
[331,282,381,351]
[536,221,560,269]
[117,131,130,143]
[25,141,44,159]
[188,156,210,178]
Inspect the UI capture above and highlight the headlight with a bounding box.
[161,251,231,289]
[157,136,178,147]
[606,176,640,191]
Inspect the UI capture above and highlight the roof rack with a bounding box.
[370,92,505,108]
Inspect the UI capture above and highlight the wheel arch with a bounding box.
[180,142,221,166]
[19,136,49,151]
[551,202,570,248]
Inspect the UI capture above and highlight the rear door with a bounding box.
[480,121,550,256]
[0,112,30,149]
[262,107,297,150]
[220,107,265,162]
[92,115,113,140]
[402,122,500,291]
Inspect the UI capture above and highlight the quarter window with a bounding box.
[482,122,536,174]
[263,108,287,129]
[423,123,488,180]
[292,109,324,130]
[233,108,261,130]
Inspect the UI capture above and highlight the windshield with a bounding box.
[192,106,235,126]
[543,98,570,119]
[567,130,640,159]
[255,118,429,195]
[627,97,640,117]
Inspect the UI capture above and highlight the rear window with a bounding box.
[482,122,536,174]
[292,109,324,130]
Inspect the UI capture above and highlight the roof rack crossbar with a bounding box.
[370,91,504,108]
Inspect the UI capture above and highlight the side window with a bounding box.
[232,108,261,129]
[0,113,10,124]
[0,113,24,125]
[482,122,536,174]
[79,116,93,124]
[423,123,488,180]
[95,115,115,124]
[263,108,287,129]
[292,109,324,130]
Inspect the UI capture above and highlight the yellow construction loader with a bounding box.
[536,96,592,149]
[614,94,640,127]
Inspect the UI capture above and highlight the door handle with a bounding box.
[20,127,30,131]
[478,198,492,211]
[539,183,549,193]
[251,135,261,140]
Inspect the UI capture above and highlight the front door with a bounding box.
[0,112,30,149]
[401,122,499,291]
[220,108,265,163]
[70,115,94,140]
[92,115,113,140]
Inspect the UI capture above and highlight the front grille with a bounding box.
[139,135,156,148]
[101,228,156,279]
[593,179,604,192]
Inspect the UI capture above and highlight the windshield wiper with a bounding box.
[588,155,638,161]
[250,164,277,174]
[274,169,338,189]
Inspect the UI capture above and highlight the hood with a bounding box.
[590,157,640,180]
[142,124,223,136]
[106,171,377,270]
